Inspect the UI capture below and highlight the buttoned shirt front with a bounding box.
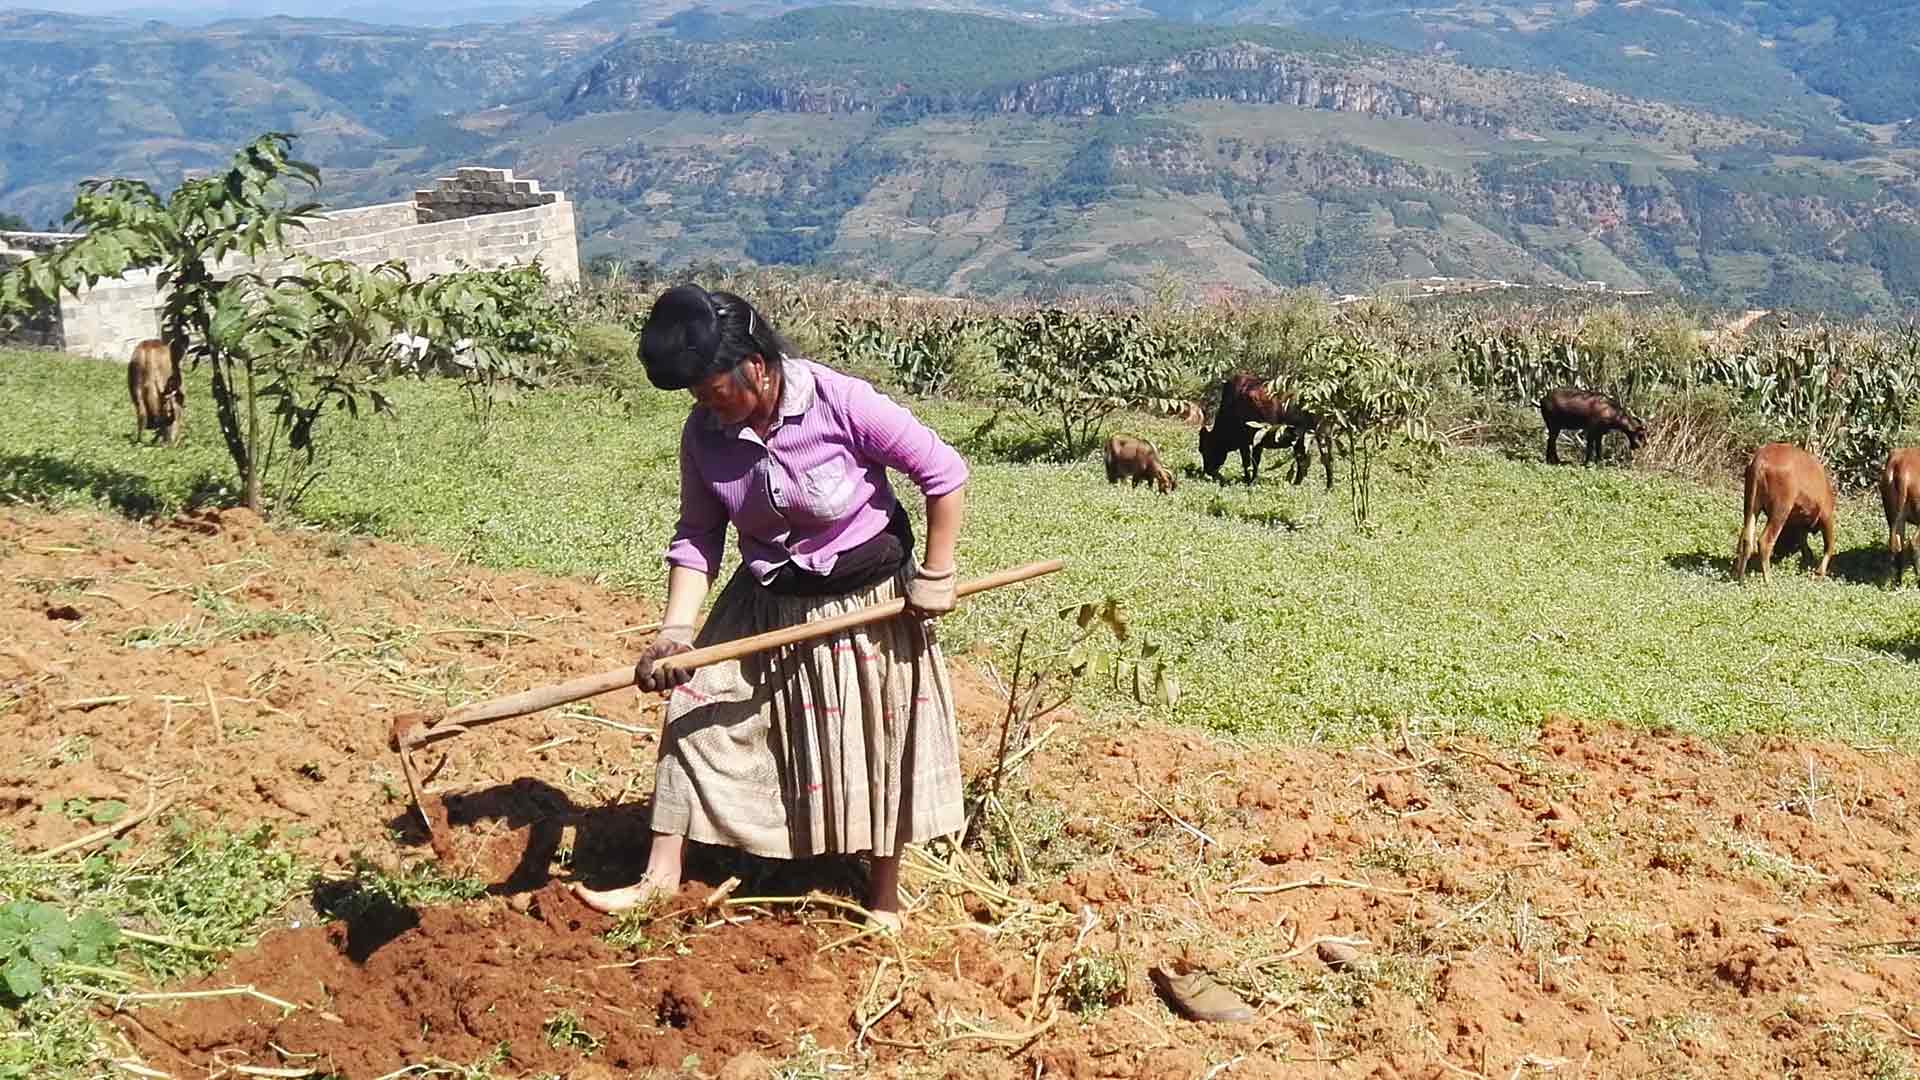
[664,356,969,584]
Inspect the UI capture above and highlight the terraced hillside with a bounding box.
[5,1,1920,311]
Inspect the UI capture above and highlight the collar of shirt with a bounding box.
[703,357,817,445]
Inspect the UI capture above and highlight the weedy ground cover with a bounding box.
[8,347,1920,745]
[0,822,305,1077]
[0,818,489,1077]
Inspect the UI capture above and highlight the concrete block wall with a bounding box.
[3,168,581,361]
[58,268,167,359]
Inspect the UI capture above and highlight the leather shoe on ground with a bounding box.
[1149,964,1253,1023]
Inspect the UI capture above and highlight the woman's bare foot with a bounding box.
[570,876,677,914]
[571,830,687,914]
[864,908,903,934]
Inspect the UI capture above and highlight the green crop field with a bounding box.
[9,346,1920,748]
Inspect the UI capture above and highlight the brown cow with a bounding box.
[1105,433,1177,494]
[1539,388,1646,466]
[1880,448,1920,586]
[1197,372,1331,489]
[127,338,185,446]
[1733,442,1835,583]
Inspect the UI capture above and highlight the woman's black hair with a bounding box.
[638,283,794,391]
[708,288,790,382]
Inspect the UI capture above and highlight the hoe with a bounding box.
[387,558,1066,856]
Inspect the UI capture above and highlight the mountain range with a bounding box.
[3,0,1918,312]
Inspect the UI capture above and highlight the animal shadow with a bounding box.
[1663,550,1727,578]
[1204,497,1312,531]
[0,451,169,518]
[1860,632,1920,662]
[1827,544,1897,587]
[1663,544,1892,586]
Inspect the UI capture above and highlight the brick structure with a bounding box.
[2,166,581,360]
[414,167,564,224]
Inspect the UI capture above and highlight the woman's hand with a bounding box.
[904,563,957,618]
[907,487,965,619]
[635,624,697,692]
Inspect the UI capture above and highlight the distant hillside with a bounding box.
[0,7,615,223]
[558,6,1775,144]
[1139,0,1919,136]
[19,0,579,27]
[4,1,1920,314]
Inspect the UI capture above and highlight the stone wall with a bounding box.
[3,167,580,361]
[0,232,76,349]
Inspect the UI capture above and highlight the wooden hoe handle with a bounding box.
[401,558,1065,748]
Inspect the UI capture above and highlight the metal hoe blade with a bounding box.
[388,715,452,849]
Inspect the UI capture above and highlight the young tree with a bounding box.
[2,134,577,515]
[210,258,425,511]
[996,308,1189,457]
[1282,331,1441,529]
[0,133,323,512]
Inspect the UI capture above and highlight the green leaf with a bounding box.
[1067,645,1091,678]
[68,911,120,952]
[88,799,129,825]
[2,957,43,1000]
[24,904,65,939]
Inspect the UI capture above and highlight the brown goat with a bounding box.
[1880,448,1920,586]
[1197,372,1331,489]
[127,338,185,447]
[1539,388,1646,466]
[1105,434,1177,494]
[1733,442,1835,583]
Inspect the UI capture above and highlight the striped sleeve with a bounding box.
[840,375,969,497]
[663,416,729,574]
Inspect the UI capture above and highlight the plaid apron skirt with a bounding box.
[648,563,966,859]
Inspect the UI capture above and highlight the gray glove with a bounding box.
[635,624,696,693]
[904,564,957,619]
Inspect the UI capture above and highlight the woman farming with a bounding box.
[570,284,969,932]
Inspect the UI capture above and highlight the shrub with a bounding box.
[558,320,651,401]
[995,307,1185,458]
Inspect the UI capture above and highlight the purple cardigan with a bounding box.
[664,357,969,584]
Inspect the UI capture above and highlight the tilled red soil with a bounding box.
[5,504,1920,1079]
[126,883,854,1078]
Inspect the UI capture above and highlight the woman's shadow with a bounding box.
[314,776,868,962]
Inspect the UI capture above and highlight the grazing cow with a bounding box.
[1733,442,1835,583]
[1105,434,1177,494]
[127,338,185,447]
[1880,448,1920,586]
[1539,388,1646,466]
[1197,373,1332,489]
